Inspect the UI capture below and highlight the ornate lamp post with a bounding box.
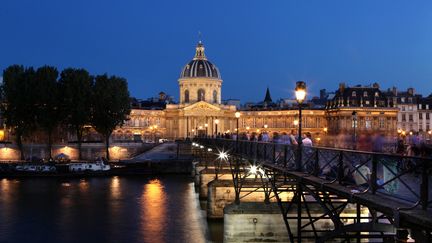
[214,119,219,137]
[352,111,358,150]
[295,81,306,171]
[235,112,241,151]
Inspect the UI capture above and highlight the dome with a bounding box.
[180,42,221,79]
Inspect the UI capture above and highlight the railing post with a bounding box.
[421,159,429,210]
[176,142,180,160]
[313,149,319,176]
[284,145,288,168]
[273,143,276,164]
[264,143,267,161]
[296,144,302,172]
[371,154,378,194]
[337,151,344,184]
[255,143,258,160]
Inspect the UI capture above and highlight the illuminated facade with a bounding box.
[113,42,329,141]
[325,83,398,136]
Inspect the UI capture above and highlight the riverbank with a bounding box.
[0,159,194,179]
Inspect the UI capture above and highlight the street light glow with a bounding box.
[217,151,229,160]
[207,148,212,152]
[293,120,299,126]
[235,112,241,118]
[295,81,307,104]
[249,165,258,175]
[200,145,204,149]
[214,119,219,124]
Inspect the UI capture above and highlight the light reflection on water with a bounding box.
[141,179,166,243]
[0,176,219,243]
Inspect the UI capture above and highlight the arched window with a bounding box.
[184,90,190,103]
[352,91,356,97]
[213,90,218,103]
[197,89,205,101]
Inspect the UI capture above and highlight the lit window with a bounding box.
[363,91,368,97]
[213,90,217,103]
[401,97,405,103]
[379,117,385,128]
[197,89,205,101]
[365,120,372,129]
[352,91,356,97]
[375,92,379,97]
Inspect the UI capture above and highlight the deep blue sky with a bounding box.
[2,0,432,102]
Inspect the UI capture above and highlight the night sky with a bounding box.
[1,0,432,102]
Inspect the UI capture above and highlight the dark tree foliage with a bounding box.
[1,65,38,160]
[59,68,93,160]
[34,66,62,159]
[92,74,131,160]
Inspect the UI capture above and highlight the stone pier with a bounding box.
[207,179,294,219]
[199,168,232,200]
[224,202,290,243]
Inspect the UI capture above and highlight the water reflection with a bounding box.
[141,179,166,243]
[110,176,121,199]
[0,176,220,243]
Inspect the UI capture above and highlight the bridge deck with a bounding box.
[266,160,432,231]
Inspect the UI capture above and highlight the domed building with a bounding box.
[114,41,327,142]
[179,41,222,105]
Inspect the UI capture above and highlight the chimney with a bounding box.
[407,88,414,95]
[339,83,346,93]
[392,87,397,96]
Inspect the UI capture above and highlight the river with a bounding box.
[0,175,223,243]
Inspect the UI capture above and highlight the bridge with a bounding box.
[191,138,432,243]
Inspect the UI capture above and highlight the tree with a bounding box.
[1,65,38,160]
[34,66,61,159]
[91,74,130,160]
[59,68,93,160]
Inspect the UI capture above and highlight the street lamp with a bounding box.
[295,81,306,171]
[214,119,219,137]
[235,112,241,151]
[352,111,358,150]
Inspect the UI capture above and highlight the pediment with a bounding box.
[183,101,221,112]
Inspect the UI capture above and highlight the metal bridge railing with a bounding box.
[197,138,432,210]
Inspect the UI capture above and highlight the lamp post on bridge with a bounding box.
[352,111,358,150]
[295,81,306,171]
[235,112,241,152]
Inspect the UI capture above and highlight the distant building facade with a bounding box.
[325,83,398,137]
[114,42,329,141]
